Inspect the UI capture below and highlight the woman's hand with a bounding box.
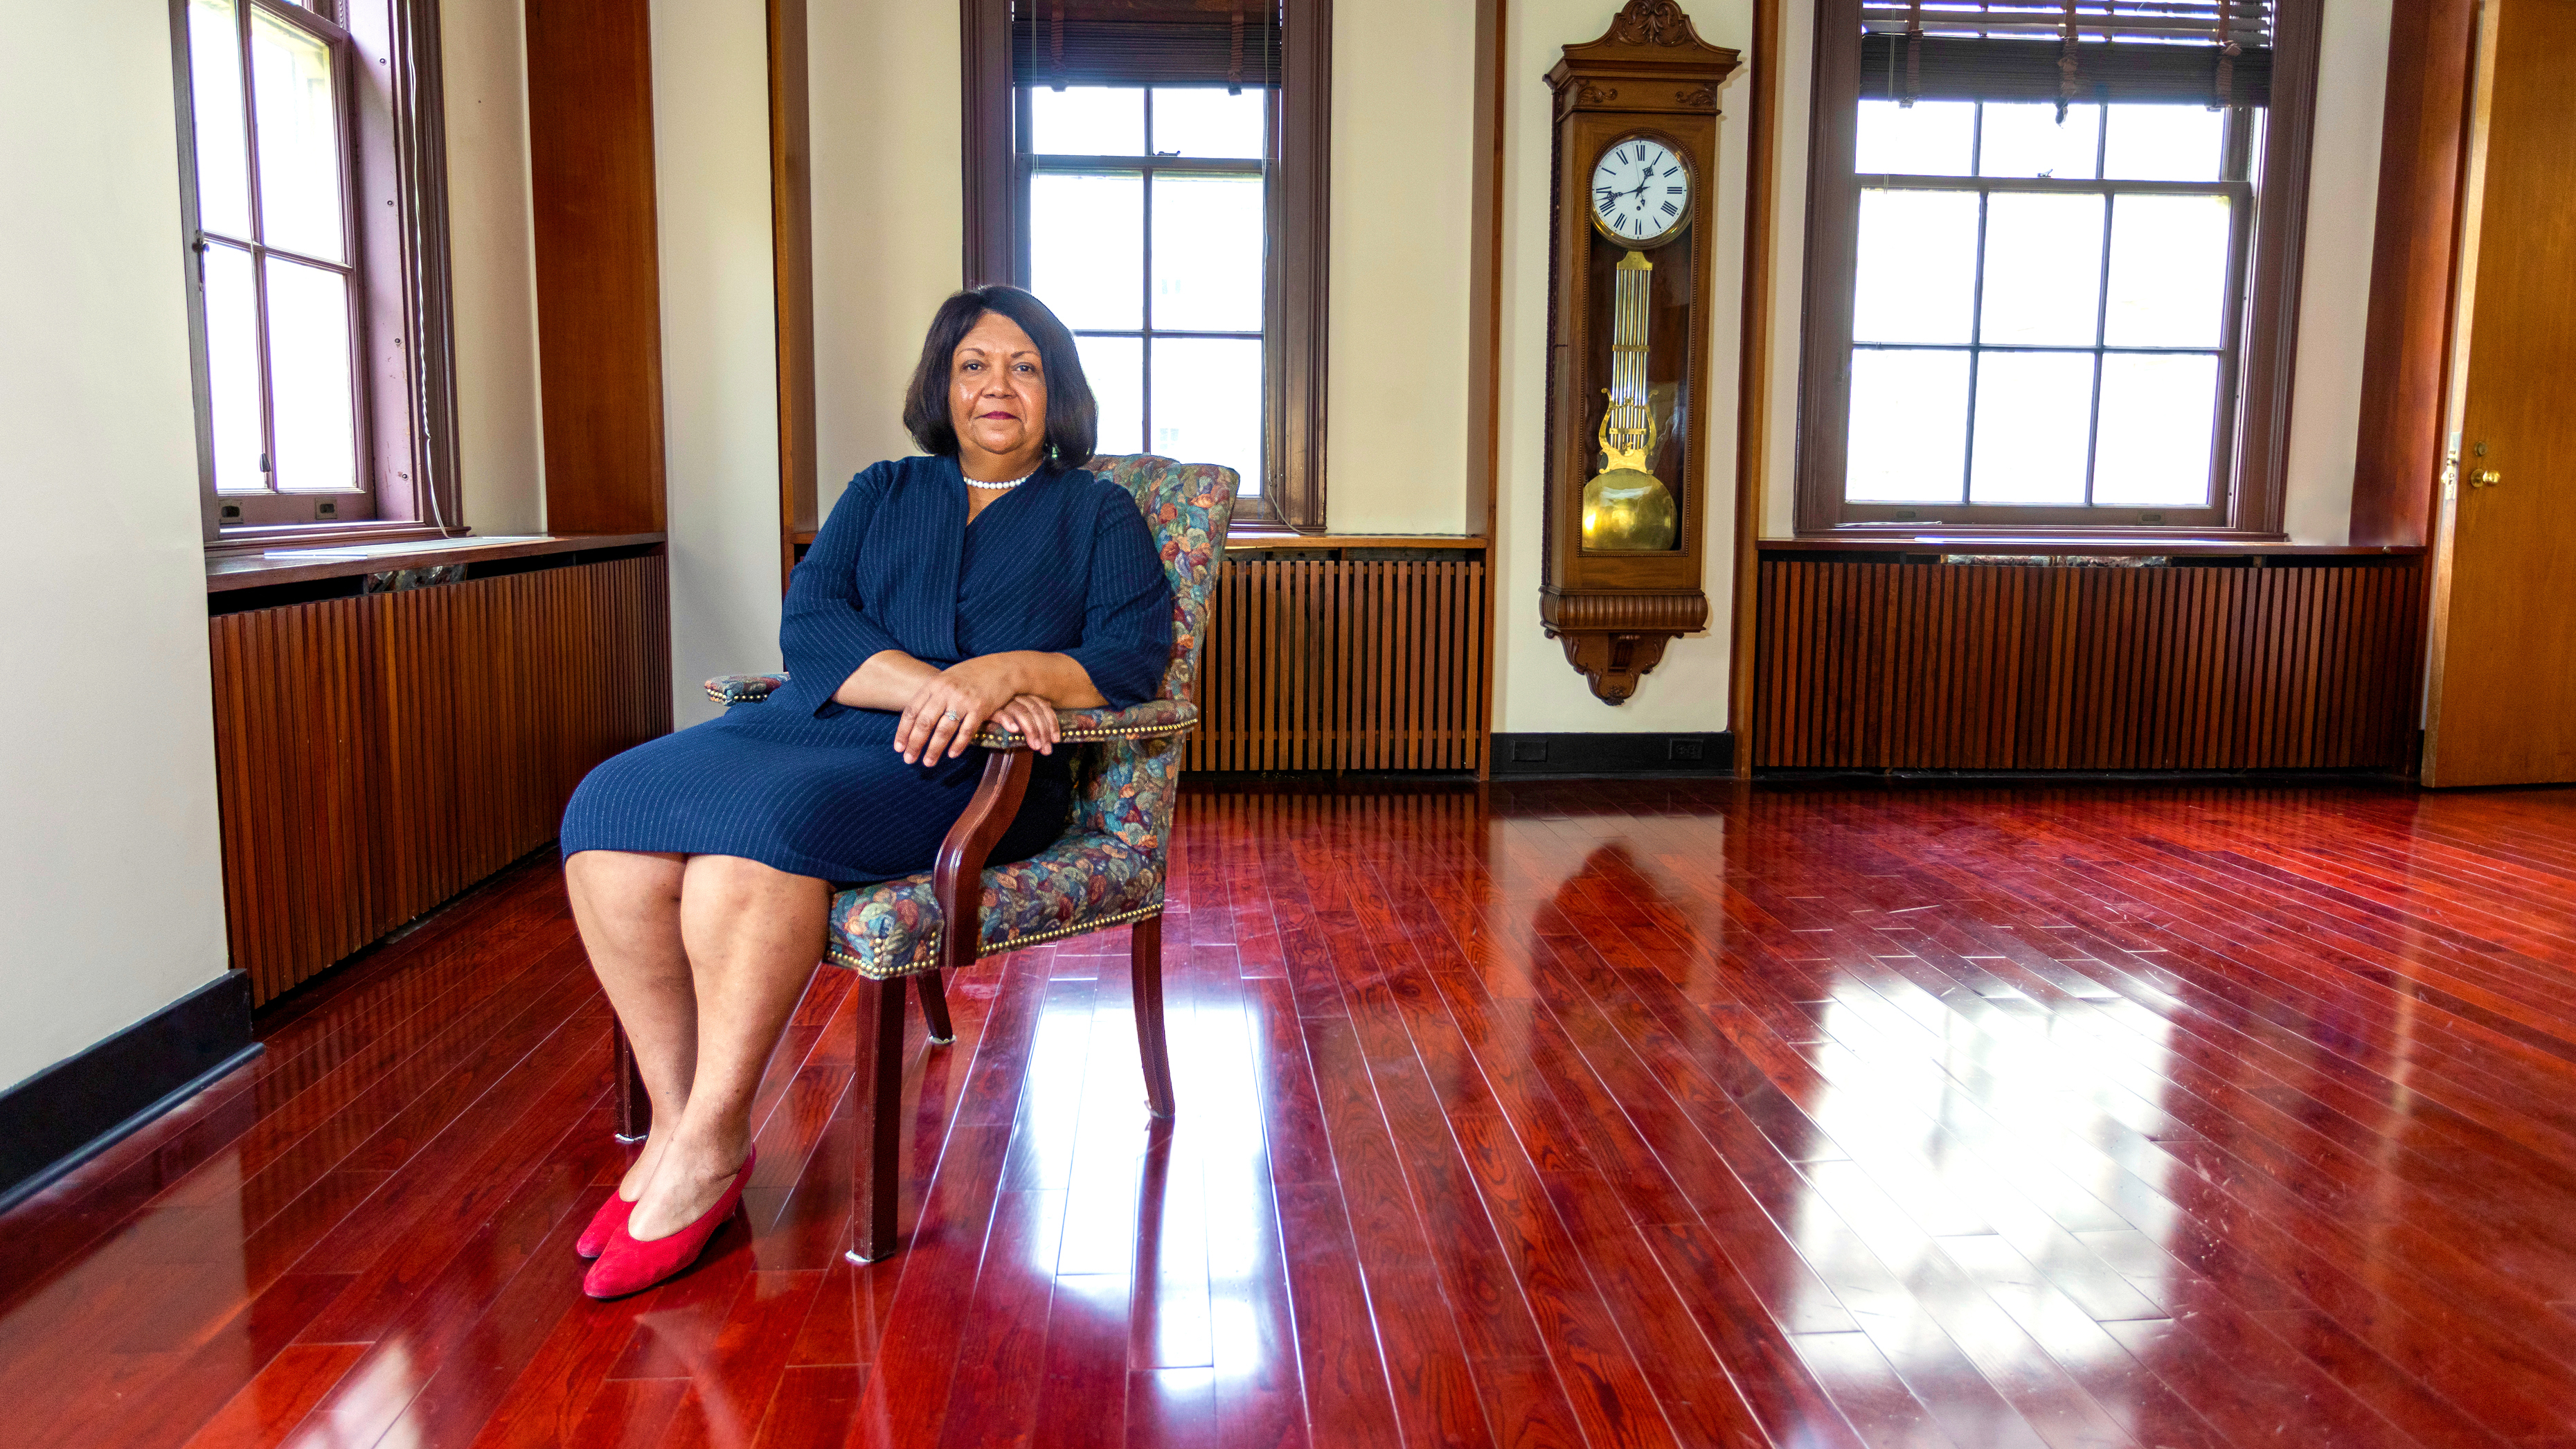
[895,655,1028,764]
[988,694,1062,755]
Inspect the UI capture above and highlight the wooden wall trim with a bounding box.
[1729,0,1782,777]
[2226,0,2322,539]
[1471,0,1506,779]
[2350,0,2480,548]
[210,558,674,1004]
[770,0,819,589]
[526,0,668,535]
[1267,0,1332,533]
[960,0,1014,287]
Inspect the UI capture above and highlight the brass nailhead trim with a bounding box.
[826,902,1166,979]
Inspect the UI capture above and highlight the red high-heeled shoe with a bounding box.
[582,1147,758,1300]
[575,1191,635,1259]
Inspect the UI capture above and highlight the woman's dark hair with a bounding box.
[901,285,1097,466]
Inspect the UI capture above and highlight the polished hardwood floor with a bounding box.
[8,779,2576,1448]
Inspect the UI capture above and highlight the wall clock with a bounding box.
[1541,0,1739,703]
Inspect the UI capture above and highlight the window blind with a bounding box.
[1857,0,2273,106]
[1012,1,1283,90]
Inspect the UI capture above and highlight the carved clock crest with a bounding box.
[1539,0,1739,703]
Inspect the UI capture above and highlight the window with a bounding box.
[1021,85,1267,504]
[1796,0,2318,536]
[173,0,456,544]
[963,0,1330,531]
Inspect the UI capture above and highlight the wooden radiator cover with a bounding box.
[1752,557,2425,772]
[1189,556,1488,773]
[210,555,671,1004]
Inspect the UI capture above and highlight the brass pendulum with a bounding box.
[1582,249,1678,551]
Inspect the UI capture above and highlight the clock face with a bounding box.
[1591,136,1691,247]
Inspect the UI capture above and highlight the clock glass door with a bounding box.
[1017,84,1269,501]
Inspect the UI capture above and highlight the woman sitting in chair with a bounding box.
[556,286,1173,1299]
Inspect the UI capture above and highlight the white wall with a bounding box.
[443,0,547,535]
[1327,0,1483,535]
[0,0,233,1091]
[653,0,791,725]
[810,1,967,515]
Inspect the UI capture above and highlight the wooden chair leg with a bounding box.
[611,1017,650,1144]
[846,977,908,1263]
[917,969,956,1044]
[1131,914,1176,1119]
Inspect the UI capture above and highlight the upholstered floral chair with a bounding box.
[654,454,1235,1263]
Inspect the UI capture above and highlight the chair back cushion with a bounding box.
[1062,456,1236,851]
[1085,455,1235,708]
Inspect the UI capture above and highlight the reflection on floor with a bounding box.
[8,780,2576,1446]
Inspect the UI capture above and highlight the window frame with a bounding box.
[1793,0,2320,540]
[170,0,460,551]
[962,0,1330,533]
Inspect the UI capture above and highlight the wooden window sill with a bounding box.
[1222,531,1488,552]
[207,532,668,592]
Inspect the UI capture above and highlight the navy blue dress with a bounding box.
[560,456,1174,884]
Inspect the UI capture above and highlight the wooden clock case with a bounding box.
[1539,0,1740,703]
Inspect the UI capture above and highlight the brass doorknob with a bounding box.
[2471,469,2503,488]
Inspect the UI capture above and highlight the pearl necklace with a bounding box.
[964,467,1037,490]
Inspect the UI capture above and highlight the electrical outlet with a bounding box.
[1668,738,1704,763]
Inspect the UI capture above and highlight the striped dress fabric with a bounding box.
[558,456,1174,884]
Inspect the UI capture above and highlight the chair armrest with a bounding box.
[706,673,789,706]
[970,698,1198,751]
[931,749,1036,972]
[931,700,1192,969]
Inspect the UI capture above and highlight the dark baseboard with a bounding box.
[1489,731,1736,778]
[0,971,261,1213]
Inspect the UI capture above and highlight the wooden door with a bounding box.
[2422,0,2576,787]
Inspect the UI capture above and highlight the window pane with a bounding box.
[1152,87,1264,159]
[1969,350,2095,504]
[1031,85,1145,156]
[2103,195,2230,348]
[1149,337,1261,492]
[250,6,346,261]
[2093,354,2217,507]
[1855,100,1974,177]
[1030,172,1143,330]
[1151,175,1263,332]
[188,0,251,238]
[1854,189,1978,344]
[1978,102,2099,180]
[203,244,267,494]
[2102,104,2223,182]
[264,257,357,492]
[1846,348,1969,504]
[1077,334,1143,459]
[1980,193,2105,346]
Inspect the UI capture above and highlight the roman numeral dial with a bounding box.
[1588,136,1690,248]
